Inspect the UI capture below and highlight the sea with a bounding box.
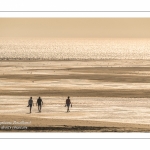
[0,38,150,60]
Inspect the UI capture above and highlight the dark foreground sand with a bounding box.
[1,59,150,132]
[1,114,150,132]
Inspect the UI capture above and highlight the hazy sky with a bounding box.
[0,18,150,38]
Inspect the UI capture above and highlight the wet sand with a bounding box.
[1,59,150,132]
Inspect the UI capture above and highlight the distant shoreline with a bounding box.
[0,58,150,61]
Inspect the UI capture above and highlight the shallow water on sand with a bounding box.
[0,96,150,124]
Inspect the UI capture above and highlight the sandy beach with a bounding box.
[1,59,150,132]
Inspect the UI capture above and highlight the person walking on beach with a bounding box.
[28,97,34,113]
[65,96,72,112]
[36,97,43,112]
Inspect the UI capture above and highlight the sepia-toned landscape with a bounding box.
[1,18,150,132]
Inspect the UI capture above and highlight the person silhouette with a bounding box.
[36,97,43,112]
[28,97,34,113]
[65,96,72,112]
